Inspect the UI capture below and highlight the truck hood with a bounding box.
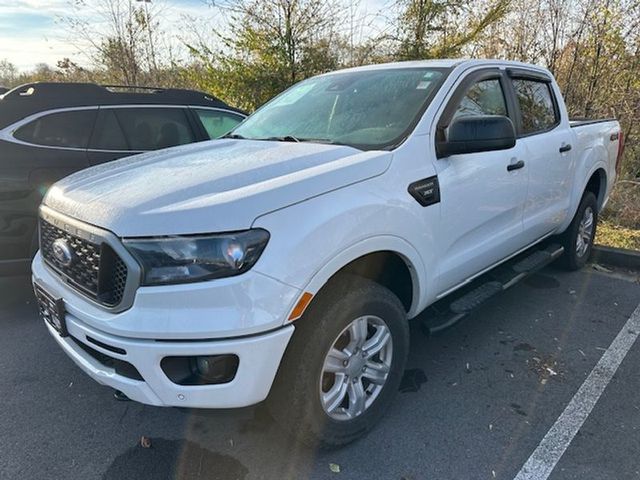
[44,139,391,236]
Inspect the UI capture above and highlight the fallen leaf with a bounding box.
[140,436,152,448]
[592,264,613,273]
[329,463,341,473]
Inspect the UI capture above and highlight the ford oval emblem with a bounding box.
[52,238,74,267]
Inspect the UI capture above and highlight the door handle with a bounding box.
[559,144,572,153]
[507,160,525,171]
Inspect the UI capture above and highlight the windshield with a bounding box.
[231,67,448,150]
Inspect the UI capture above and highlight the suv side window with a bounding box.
[452,79,507,120]
[511,79,558,134]
[89,109,128,150]
[14,109,97,148]
[194,109,244,139]
[112,107,195,151]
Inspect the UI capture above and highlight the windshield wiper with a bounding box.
[222,133,247,140]
[261,136,340,145]
[231,134,340,145]
[260,135,301,143]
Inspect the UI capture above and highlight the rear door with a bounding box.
[0,108,96,263]
[433,69,528,294]
[87,106,198,165]
[507,72,573,242]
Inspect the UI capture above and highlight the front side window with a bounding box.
[112,108,195,151]
[453,78,507,120]
[231,67,448,150]
[14,110,97,148]
[511,79,558,134]
[195,109,244,139]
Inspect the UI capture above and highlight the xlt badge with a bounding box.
[408,176,440,207]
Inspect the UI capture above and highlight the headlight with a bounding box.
[123,229,270,286]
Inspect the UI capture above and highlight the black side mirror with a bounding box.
[437,115,516,157]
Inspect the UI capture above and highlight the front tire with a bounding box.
[268,274,409,447]
[559,192,598,271]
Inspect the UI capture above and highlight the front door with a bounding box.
[433,70,529,295]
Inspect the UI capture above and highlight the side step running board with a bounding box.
[420,243,564,335]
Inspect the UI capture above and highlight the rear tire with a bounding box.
[559,192,598,271]
[268,274,409,448]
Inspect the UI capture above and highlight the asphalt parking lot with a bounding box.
[1,263,639,480]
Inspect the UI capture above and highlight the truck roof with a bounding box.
[322,58,552,77]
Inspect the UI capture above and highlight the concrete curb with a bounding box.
[592,245,640,269]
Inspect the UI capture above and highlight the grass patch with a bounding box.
[596,220,640,251]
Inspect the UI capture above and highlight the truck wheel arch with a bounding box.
[298,237,427,319]
[560,164,608,234]
[584,167,607,211]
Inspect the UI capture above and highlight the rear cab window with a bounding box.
[14,109,97,148]
[511,78,559,135]
[194,109,244,139]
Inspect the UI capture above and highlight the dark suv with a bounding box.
[0,83,246,273]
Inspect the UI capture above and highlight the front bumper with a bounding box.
[44,314,293,408]
[32,251,298,408]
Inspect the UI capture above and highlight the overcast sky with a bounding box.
[0,0,388,72]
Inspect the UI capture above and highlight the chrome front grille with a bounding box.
[38,209,138,310]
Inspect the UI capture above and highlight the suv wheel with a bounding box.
[268,274,409,447]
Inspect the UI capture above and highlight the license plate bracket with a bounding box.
[34,283,68,337]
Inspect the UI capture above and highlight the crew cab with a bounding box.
[0,83,245,274]
[32,60,623,446]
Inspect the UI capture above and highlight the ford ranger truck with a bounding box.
[32,59,623,446]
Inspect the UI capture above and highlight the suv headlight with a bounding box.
[123,229,270,286]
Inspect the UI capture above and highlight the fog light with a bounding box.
[193,355,238,383]
[161,354,239,386]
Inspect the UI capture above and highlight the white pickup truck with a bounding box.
[33,59,623,446]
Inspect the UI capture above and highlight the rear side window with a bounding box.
[453,79,507,120]
[511,79,558,134]
[194,109,244,139]
[112,108,195,151]
[14,110,97,148]
[89,110,128,150]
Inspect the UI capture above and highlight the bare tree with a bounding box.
[60,0,169,85]
[0,59,18,87]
